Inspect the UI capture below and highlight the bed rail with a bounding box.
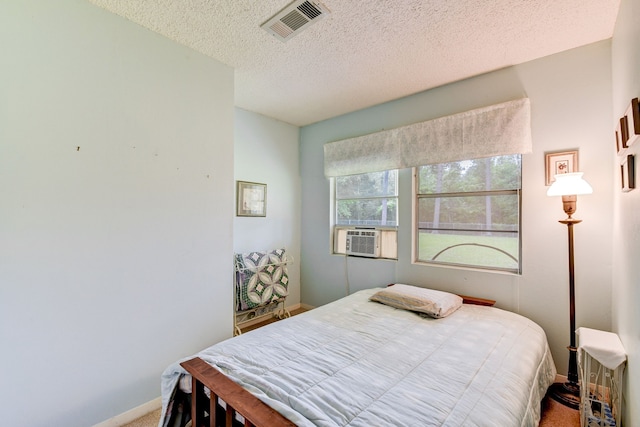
[180,357,296,427]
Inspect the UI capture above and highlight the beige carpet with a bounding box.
[539,393,581,427]
[123,408,160,427]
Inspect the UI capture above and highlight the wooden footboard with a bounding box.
[180,357,296,427]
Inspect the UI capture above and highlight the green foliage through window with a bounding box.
[336,170,398,226]
[416,155,521,273]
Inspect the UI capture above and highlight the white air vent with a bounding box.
[345,230,380,258]
[261,0,330,42]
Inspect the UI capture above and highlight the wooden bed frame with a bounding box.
[181,357,295,427]
[180,294,496,427]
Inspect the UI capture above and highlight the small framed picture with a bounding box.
[624,98,640,148]
[619,116,630,151]
[621,154,635,192]
[236,181,267,217]
[545,150,578,186]
[615,124,623,154]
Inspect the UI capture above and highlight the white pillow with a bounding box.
[369,284,463,318]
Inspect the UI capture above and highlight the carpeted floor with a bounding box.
[539,394,580,427]
[123,408,160,427]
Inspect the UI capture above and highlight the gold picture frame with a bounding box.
[545,150,578,186]
[236,181,267,217]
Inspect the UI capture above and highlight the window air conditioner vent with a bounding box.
[345,229,381,258]
[261,0,330,42]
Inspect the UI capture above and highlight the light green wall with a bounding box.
[234,108,302,307]
[611,0,640,424]
[300,41,614,386]
[0,1,234,425]
[1,0,633,424]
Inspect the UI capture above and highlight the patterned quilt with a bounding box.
[234,248,289,312]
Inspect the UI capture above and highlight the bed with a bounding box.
[159,285,556,427]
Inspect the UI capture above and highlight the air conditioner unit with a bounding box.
[345,229,380,258]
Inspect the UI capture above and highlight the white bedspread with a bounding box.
[160,288,556,427]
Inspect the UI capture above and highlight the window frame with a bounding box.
[412,157,522,274]
[333,170,399,228]
[331,170,399,259]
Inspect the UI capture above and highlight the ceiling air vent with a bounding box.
[261,0,330,42]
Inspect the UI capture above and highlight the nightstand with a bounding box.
[577,328,626,427]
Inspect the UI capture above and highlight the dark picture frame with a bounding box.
[621,154,635,192]
[624,98,640,149]
[618,116,630,154]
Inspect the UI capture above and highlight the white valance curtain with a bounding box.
[324,98,532,177]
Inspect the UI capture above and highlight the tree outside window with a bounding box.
[336,170,398,227]
[416,155,521,273]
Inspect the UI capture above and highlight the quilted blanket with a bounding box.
[234,248,289,311]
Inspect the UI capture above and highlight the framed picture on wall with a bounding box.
[619,116,630,152]
[624,97,640,148]
[615,127,623,155]
[545,150,578,186]
[621,154,635,192]
[236,181,267,217]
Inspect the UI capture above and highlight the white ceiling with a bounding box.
[88,0,621,127]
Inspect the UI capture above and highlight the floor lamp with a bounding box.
[546,172,593,409]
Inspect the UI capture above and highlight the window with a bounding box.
[333,170,398,258]
[335,170,398,226]
[415,155,521,273]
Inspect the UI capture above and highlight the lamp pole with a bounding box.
[545,172,592,409]
[548,218,581,409]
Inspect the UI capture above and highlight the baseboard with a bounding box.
[299,303,315,311]
[92,397,161,427]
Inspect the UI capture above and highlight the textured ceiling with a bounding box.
[88,0,621,126]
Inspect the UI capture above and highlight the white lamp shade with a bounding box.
[547,172,593,196]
